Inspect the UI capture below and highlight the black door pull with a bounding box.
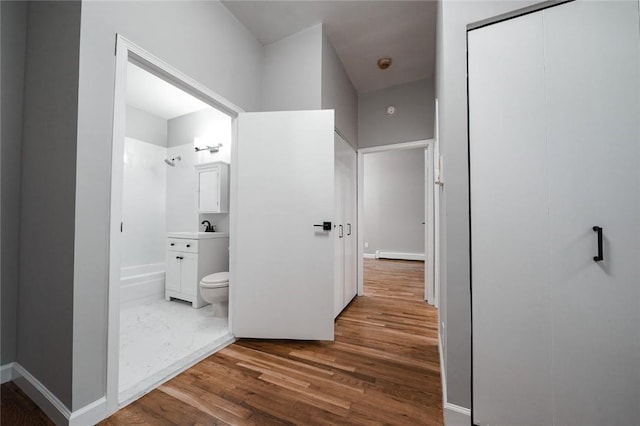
[593,226,603,262]
[339,225,343,238]
[347,223,351,236]
[314,222,332,231]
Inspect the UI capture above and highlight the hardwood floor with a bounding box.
[1,259,442,425]
[1,381,54,426]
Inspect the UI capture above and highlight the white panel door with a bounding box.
[334,134,346,317]
[166,254,181,293]
[544,2,640,424]
[180,253,198,297]
[469,12,552,426]
[343,140,357,305]
[234,110,335,340]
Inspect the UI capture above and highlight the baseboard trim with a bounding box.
[10,362,108,426]
[439,328,472,426]
[13,362,70,425]
[376,250,425,261]
[444,403,472,425]
[362,253,376,259]
[1,362,15,384]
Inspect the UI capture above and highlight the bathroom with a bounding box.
[118,62,233,405]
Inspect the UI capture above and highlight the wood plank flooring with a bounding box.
[0,259,442,425]
[1,381,54,426]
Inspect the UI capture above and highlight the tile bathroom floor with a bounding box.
[119,297,230,404]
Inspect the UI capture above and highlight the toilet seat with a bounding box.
[200,272,229,288]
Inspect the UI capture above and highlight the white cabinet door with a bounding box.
[544,2,640,424]
[199,169,219,212]
[180,253,198,297]
[234,110,335,340]
[166,254,182,293]
[469,11,552,426]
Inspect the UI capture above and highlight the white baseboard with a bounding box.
[1,362,15,384]
[439,328,472,426]
[376,250,425,261]
[10,362,107,426]
[444,403,472,426]
[362,253,376,259]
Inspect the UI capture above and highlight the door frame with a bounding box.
[356,139,437,304]
[107,35,243,415]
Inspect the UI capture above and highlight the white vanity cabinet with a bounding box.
[165,232,229,308]
[195,162,229,213]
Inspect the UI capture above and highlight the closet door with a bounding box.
[334,133,346,317]
[343,142,357,305]
[468,12,552,426]
[544,2,640,424]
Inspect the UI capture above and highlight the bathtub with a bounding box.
[120,263,165,306]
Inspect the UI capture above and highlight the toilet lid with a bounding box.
[201,272,229,286]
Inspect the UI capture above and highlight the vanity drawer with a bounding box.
[167,238,198,253]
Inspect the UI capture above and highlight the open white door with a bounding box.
[233,110,335,340]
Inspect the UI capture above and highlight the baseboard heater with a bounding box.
[375,250,425,261]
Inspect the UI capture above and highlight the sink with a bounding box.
[167,231,229,239]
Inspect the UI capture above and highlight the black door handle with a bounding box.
[339,225,343,238]
[347,223,351,236]
[593,226,603,262]
[313,221,332,231]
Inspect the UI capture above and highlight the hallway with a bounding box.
[102,258,442,425]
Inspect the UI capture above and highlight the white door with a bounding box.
[234,110,335,340]
[334,133,346,317]
[469,11,553,425]
[343,140,357,305]
[544,2,640,424]
[166,254,181,293]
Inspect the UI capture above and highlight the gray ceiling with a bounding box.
[222,1,437,94]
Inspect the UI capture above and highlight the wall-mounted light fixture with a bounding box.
[194,137,223,153]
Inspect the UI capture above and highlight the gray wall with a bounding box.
[125,105,167,147]
[358,78,435,149]
[1,0,27,366]
[17,1,81,408]
[167,108,220,148]
[363,149,424,256]
[262,24,322,111]
[321,29,358,148]
[436,0,541,409]
[73,1,263,410]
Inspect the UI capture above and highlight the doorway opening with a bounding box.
[357,140,437,305]
[107,36,244,414]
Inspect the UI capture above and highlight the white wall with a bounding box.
[358,78,435,149]
[261,24,323,111]
[121,138,167,269]
[321,29,358,148]
[363,149,425,256]
[73,1,262,410]
[125,106,168,148]
[436,0,541,410]
[165,108,232,233]
[0,0,27,367]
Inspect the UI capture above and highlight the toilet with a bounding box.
[199,272,229,315]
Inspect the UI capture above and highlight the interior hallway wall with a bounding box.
[17,0,81,408]
[363,148,425,256]
[74,0,262,410]
[0,0,28,367]
[358,78,435,149]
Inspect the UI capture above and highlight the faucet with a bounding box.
[201,220,215,232]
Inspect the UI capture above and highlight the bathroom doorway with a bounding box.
[107,37,243,413]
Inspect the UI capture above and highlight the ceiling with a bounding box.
[222,1,437,94]
[126,62,211,120]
